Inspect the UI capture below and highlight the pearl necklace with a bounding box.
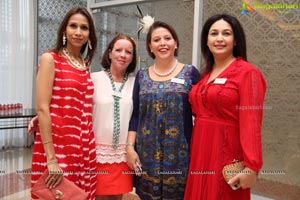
[62,48,86,70]
[153,59,178,77]
[106,69,128,149]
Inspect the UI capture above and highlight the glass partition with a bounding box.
[90,0,195,72]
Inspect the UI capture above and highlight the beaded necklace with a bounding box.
[106,69,128,149]
[62,48,86,70]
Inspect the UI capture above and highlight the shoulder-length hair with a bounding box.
[146,21,179,59]
[52,7,97,65]
[101,34,137,74]
[201,13,247,74]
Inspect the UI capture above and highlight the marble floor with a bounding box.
[0,147,297,200]
[0,147,139,200]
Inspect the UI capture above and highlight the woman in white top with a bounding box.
[91,34,137,200]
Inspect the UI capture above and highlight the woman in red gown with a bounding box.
[184,14,266,200]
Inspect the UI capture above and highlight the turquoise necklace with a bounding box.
[106,69,128,149]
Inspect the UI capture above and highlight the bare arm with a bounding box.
[36,52,63,188]
[36,53,56,161]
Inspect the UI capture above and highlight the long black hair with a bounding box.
[201,13,247,75]
[52,7,97,65]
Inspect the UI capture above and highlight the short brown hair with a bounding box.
[101,34,137,74]
[146,21,179,59]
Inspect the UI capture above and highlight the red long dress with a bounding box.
[31,52,97,199]
[184,58,266,200]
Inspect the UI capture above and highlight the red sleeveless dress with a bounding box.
[31,52,96,199]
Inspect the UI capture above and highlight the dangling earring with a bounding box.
[88,40,92,50]
[63,33,66,46]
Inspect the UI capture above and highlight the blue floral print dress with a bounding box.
[129,64,200,200]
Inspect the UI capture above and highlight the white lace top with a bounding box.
[91,71,134,163]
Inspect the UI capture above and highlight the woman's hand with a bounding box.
[227,167,258,190]
[27,115,38,135]
[46,161,64,189]
[126,146,142,176]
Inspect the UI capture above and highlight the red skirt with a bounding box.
[96,162,133,195]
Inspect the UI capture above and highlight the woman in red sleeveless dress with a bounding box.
[31,7,98,199]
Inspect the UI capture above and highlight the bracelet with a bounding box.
[43,140,53,145]
[46,159,58,166]
[126,142,135,147]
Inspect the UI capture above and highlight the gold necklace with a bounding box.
[153,59,178,77]
[62,48,86,70]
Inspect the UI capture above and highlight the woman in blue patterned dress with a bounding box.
[126,21,200,199]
